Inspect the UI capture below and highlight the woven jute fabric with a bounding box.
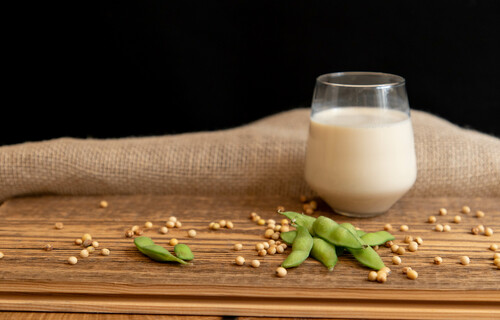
[0,109,499,202]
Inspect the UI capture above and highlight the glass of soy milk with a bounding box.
[305,72,417,217]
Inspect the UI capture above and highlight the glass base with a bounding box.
[334,209,386,218]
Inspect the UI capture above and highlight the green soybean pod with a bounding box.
[134,236,187,264]
[337,227,386,270]
[280,211,316,235]
[356,229,367,237]
[312,216,338,236]
[174,243,194,261]
[335,246,346,257]
[339,223,367,239]
[340,222,369,247]
[134,235,155,247]
[280,230,297,245]
[348,245,385,270]
[310,237,338,271]
[361,231,395,246]
[313,216,365,249]
[339,222,357,234]
[281,225,313,268]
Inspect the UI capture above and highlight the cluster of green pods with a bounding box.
[279,211,394,271]
[134,236,194,264]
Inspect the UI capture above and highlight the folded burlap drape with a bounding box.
[0,109,499,202]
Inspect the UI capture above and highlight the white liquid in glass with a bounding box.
[305,107,417,216]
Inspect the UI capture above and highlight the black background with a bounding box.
[3,0,499,146]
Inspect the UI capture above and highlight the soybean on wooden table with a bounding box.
[0,195,498,319]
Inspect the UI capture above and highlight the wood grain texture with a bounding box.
[0,194,499,319]
[0,312,221,320]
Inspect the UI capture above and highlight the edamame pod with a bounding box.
[335,246,346,257]
[280,230,297,245]
[279,231,340,268]
[356,229,367,237]
[311,237,338,271]
[339,222,357,234]
[134,236,187,264]
[340,223,368,238]
[174,243,194,261]
[340,222,369,247]
[134,235,155,247]
[360,231,395,246]
[281,225,313,268]
[280,211,316,235]
[339,224,386,269]
[313,216,365,249]
[348,245,385,270]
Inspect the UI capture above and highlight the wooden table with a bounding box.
[0,195,499,319]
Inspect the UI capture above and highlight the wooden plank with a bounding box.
[0,195,498,318]
[0,292,498,319]
[0,312,221,320]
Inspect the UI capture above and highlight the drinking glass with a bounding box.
[304,72,417,217]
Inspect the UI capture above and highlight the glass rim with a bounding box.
[317,71,406,88]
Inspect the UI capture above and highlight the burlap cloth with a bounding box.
[0,109,499,202]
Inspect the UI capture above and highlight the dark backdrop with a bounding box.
[3,0,499,146]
